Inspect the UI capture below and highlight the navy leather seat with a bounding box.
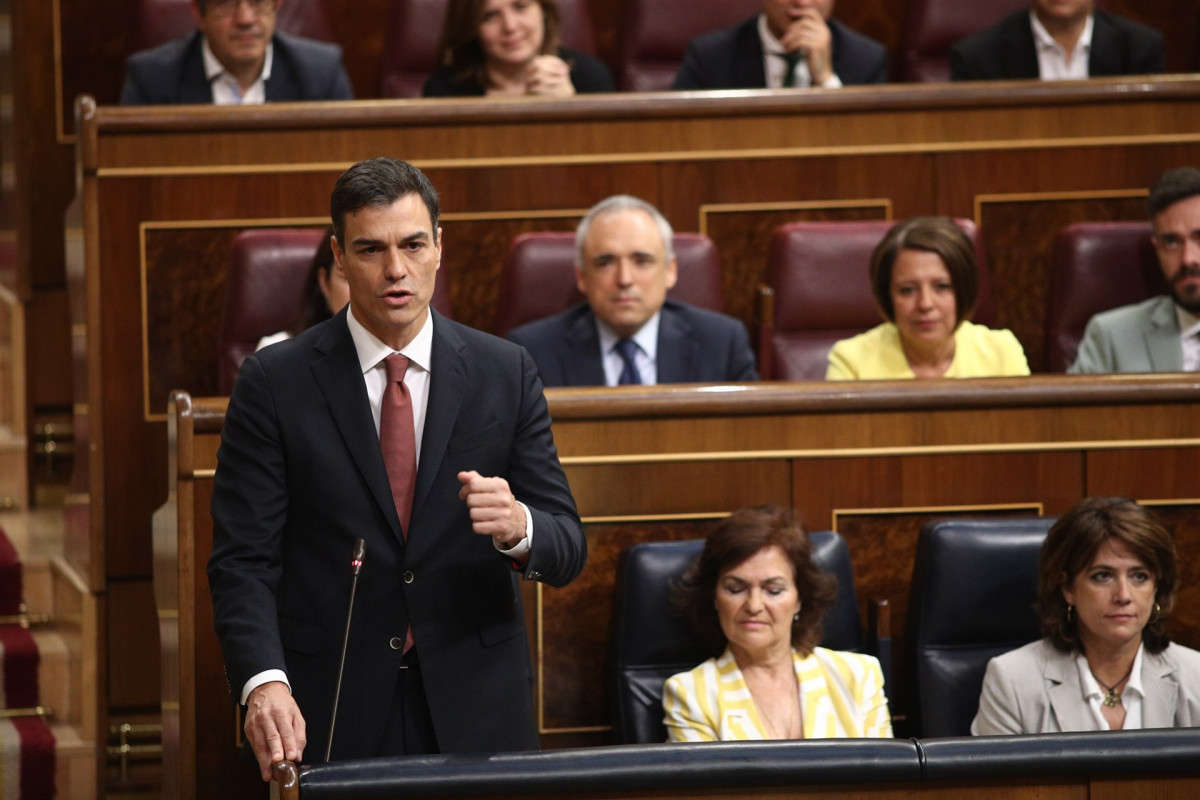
[908,517,1053,737]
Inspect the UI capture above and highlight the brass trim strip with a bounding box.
[698,199,892,235]
[976,188,1148,222]
[580,512,728,524]
[0,706,51,719]
[559,437,1200,466]
[538,725,611,735]
[93,132,1200,179]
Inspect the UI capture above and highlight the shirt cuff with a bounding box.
[241,669,291,706]
[493,501,534,562]
[818,72,843,89]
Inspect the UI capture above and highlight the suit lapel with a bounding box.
[737,20,768,88]
[264,35,300,102]
[1045,649,1093,731]
[410,311,466,526]
[1142,649,1180,728]
[1087,12,1120,76]
[1003,14,1041,80]
[564,310,607,386]
[1145,297,1184,371]
[179,34,216,104]
[310,313,404,542]
[656,305,698,384]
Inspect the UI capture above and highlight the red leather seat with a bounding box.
[492,231,724,337]
[218,228,454,393]
[897,0,1028,82]
[759,219,994,380]
[379,0,598,98]
[1044,221,1164,372]
[219,228,326,393]
[615,0,760,91]
[136,0,335,50]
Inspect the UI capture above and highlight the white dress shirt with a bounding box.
[598,313,661,386]
[203,37,274,104]
[758,14,843,89]
[1031,11,1093,80]
[1076,646,1145,730]
[1177,306,1200,372]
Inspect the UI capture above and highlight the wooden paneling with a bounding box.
[156,378,1200,796]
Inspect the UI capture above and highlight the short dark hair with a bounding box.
[671,505,837,658]
[1147,167,1200,220]
[1038,496,1177,655]
[291,227,336,334]
[869,217,978,326]
[435,0,561,89]
[329,157,440,245]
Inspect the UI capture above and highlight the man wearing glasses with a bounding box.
[120,0,353,104]
[1070,167,1200,374]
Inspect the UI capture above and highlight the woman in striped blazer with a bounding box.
[663,506,892,741]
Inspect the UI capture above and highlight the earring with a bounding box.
[794,612,800,622]
[1151,602,1162,623]
[1066,605,1075,624]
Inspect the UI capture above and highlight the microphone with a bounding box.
[325,538,366,762]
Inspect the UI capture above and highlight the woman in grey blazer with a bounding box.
[973,497,1200,734]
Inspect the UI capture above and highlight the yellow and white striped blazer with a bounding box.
[663,646,893,741]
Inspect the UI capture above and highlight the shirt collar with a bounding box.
[201,35,274,83]
[345,306,435,376]
[1030,10,1094,56]
[1075,644,1145,701]
[1176,304,1200,338]
[596,311,661,361]
[757,13,787,56]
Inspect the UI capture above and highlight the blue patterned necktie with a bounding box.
[615,338,643,385]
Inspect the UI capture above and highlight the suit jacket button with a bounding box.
[389,637,404,650]
[403,570,414,584]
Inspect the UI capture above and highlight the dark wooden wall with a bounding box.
[159,380,1200,798]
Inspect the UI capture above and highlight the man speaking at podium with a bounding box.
[208,157,586,780]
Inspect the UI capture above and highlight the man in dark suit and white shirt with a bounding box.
[208,158,585,779]
[672,0,887,90]
[506,195,759,386]
[950,0,1163,82]
[121,0,352,104]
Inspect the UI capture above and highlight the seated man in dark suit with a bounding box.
[672,0,887,90]
[950,0,1163,81]
[121,0,353,104]
[507,196,759,386]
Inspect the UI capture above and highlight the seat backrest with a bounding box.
[610,530,864,744]
[218,227,455,393]
[897,0,1028,82]
[761,219,994,380]
[219,228,327,394]
[1044,221,1164,372]
[136,0,334,50]
[379,0,598,98]
[615,0,761,91]
[908,517,1053,738]
[493,231,724,337]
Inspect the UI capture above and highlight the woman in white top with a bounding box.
[973,497,1200,734]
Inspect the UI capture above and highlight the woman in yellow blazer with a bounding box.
[826,217,1029,380]
[663,506,892,741]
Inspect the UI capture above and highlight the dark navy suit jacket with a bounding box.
[120,30,353,104]
[506,300,760,387]
[672,16,888,90]
[208,309,585,759]
[949,9,1164,81]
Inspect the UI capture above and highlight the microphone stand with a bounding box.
[325,538,366,762]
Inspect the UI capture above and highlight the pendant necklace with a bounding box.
[1091,663,1134,708]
